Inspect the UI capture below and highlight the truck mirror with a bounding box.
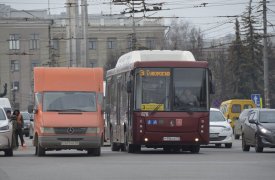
[105,104,111,114]
[28,105,34,113]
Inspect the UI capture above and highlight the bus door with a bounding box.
[115,75,122,143]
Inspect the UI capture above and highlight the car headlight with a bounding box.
[223,127,232,132]
[0,125,9,131]
[260,127,271,134]
[40,127,54,134]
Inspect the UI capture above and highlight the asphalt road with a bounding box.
[1,138,275,180]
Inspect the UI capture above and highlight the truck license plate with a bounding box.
[163,137,180,141]
[61,141,79,146]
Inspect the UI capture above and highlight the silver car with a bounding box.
[0,107,13,156]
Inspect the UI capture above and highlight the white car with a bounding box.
[0,107,13,156]
[209,108,233,148]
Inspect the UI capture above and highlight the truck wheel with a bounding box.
[4,147,13,157]
[37,141,45,157]
[87,147,101,156]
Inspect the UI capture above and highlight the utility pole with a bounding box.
[262,0,270,108]
[113,0,163,50]
[66,0,80,67]
[81,0,88,67]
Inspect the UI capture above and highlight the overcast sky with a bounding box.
[1,0,275,39]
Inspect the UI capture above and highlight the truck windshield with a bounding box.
[134,67,208,112]
[43,92,97,112]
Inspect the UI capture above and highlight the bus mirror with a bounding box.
[127,80,132,93]
[210,81,215,94]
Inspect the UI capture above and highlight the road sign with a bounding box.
[251,94,261,108]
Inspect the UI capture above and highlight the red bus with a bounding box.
[106,50,214,153]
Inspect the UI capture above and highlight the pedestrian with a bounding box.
[13,110,26,147]
[5,109,11,119]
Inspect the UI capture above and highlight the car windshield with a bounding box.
[259,111,275,123]
[210,111,226,122]
[0,109,6,120]
[43,91,97,112]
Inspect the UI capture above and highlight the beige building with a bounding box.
[0,5,167,110]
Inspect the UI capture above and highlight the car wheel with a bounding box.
[225,143,232,148]
[242,136,250,152]
[234,134,240,140]
[255,135,263,153]
[215,144,221,148]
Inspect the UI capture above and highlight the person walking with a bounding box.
[13,110,26,147]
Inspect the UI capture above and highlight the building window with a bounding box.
[107,38,117,49]
[9,34,20,50]
[128,38,132,50]
[51,39,59,50]
[10,60,20,71]
[88,38,97,50]
[12,81,20,91]
[31,61,40,71]
[146,37,156,50]
[88,59,97,67]
[29,34,39,50]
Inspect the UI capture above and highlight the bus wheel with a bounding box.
[134,145,141,153]
[190,145,200,154]
[127,144,135,153]
[163,147,171,152]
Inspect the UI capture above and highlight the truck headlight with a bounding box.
[86,127,100,134]
[40,127,54,134]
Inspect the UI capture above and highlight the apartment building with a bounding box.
[0,5,166,110]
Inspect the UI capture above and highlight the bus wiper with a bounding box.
[150,95,169,116]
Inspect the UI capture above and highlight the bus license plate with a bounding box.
[61,141,79,146]
[163,137,180,141]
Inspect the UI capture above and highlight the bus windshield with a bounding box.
[43,91,97,112]
[134,68,208,112]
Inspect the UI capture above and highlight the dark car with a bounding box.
[21,111,31,137]
[234,109,251,139]
[242,108,275,153]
